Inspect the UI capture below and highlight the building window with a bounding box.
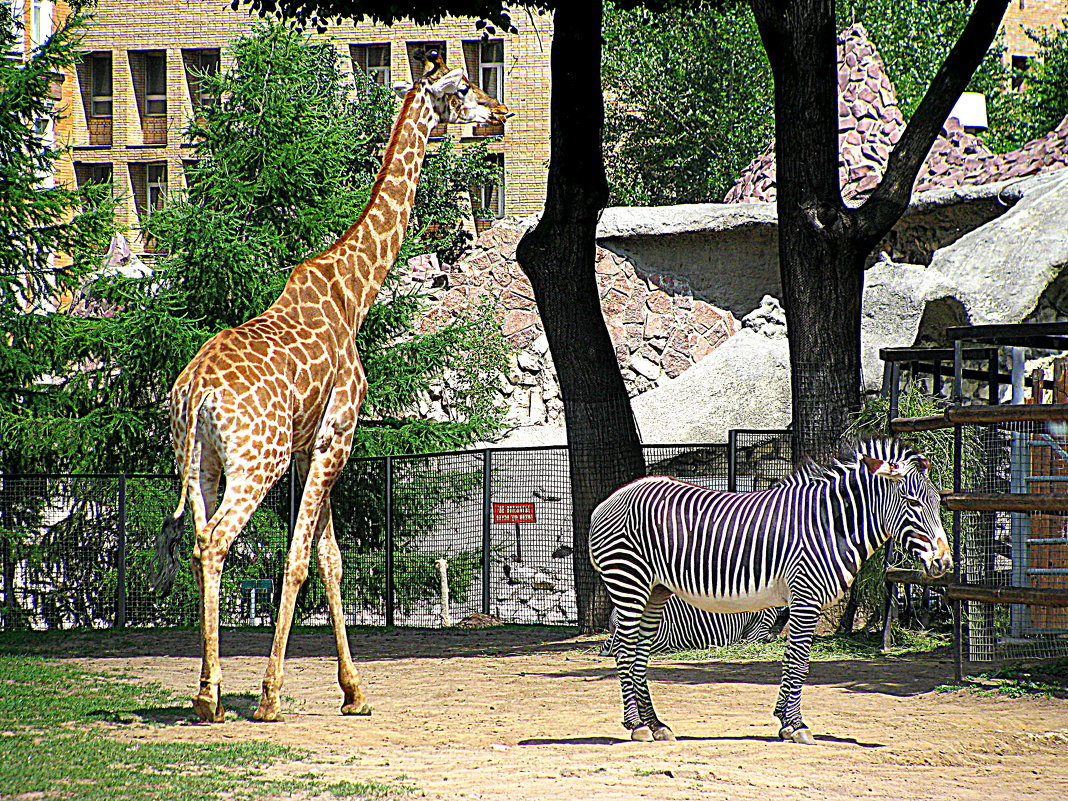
[479,39,504,101]
[407,41,445,82]
[350,43,390,87]
[473,155,504,232]
[183,48,219,108]
[1011,54,1031,91]
[75,162,113,199]
[147,161,167,209]
[29,0,49,49]
[144,51,166,115]
[2,0,24,60]
[90,52,112,117]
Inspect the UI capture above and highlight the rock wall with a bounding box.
[408,220,740,428]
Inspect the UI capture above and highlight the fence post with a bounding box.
[384,456,394,627]
[727,430,738,493]
[115,475,127,629]
[481,449,492,616]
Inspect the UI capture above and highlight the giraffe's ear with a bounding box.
[428,68,465,98]
[392,81,413,98]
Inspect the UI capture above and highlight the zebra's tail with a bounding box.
[598,607,620,657]
[771,606,791,637]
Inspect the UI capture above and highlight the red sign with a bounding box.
[493,502,536,524]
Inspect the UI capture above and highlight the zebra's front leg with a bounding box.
[775,603,819,745]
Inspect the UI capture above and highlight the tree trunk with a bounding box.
[751,0,1010,464]
[752,0,864,463]
[516,0,644,634]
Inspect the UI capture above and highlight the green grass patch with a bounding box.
[654,627,951,663]
[0,654,414,800]
[937,658,1068,699]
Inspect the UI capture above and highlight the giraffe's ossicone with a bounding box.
[153,51,511,724]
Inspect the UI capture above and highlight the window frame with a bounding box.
[143,51,167,116]
[479,39,504,102]
[146,161,167,210]
[89,51,113,118]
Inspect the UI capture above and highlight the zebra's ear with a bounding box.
[861,455,906,481]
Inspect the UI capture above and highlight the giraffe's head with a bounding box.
[393,49,512,127]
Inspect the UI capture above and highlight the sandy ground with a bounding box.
[46,627,1068,801]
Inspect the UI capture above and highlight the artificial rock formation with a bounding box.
[726,24,1068,204]
[406,219,740,429]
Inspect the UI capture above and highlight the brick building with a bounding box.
[47,0,552,255]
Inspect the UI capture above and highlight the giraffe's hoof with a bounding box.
[252,703,282,722]
[652,726,676,742]
[192,694,223,723]
[630,726,654,742]
[341,701,372,716]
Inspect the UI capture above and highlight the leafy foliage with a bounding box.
[602,0,1068,204]
[602,2,772,205]
[8,20,506,474]
[0,5,119,474]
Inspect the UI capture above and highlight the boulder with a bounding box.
[632,328,791,443]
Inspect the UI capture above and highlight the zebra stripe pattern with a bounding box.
[599,597,788,657]
[589,438,951,744]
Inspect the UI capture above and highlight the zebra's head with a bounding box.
[857,440,952,578]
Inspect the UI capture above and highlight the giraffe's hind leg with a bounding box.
[191,472,274,722]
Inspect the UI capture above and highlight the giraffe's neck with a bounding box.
[279,87,435,332]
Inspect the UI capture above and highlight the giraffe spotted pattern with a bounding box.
[154,51,511,723]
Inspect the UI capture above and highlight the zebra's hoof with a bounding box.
[631,726,654,742]
[779,725,815,745]
[652,726,676,741]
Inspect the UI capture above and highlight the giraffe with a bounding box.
[152,51,511,723]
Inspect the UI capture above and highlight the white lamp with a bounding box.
[949,92,988,131]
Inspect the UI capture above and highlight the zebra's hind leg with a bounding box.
[774,603,819,745]
[631,586,674,741]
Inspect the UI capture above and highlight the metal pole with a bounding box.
[952,340,964,681]
[880,363,901,650]
[1009,347,1030,636]
[481,449,492,616]
[384,456,394,627]
[727,430,738,493]
[115,475,127,629]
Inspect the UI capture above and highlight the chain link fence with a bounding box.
[0,431,794,632]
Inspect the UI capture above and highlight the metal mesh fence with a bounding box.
[0,432,794,632]
[953,421,1068,663]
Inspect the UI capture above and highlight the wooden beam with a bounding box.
[885,568,1068,607]
[889,403,1068,433]
[889,414,951,433]
[942,492,1068,512]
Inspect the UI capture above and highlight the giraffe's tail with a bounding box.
[152,385,209,595]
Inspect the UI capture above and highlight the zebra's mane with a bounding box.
[775,437,926,488]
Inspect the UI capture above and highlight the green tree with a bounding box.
[7,20,506,475]
[602,4,772,205]
[0,3,118,475]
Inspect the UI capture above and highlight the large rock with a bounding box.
[928,169,1068,324]
[632,328,791,443]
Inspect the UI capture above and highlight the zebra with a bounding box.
[599,597,788,657]
[589,437,950,745]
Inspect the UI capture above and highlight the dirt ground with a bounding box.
[49,627,1068,801]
